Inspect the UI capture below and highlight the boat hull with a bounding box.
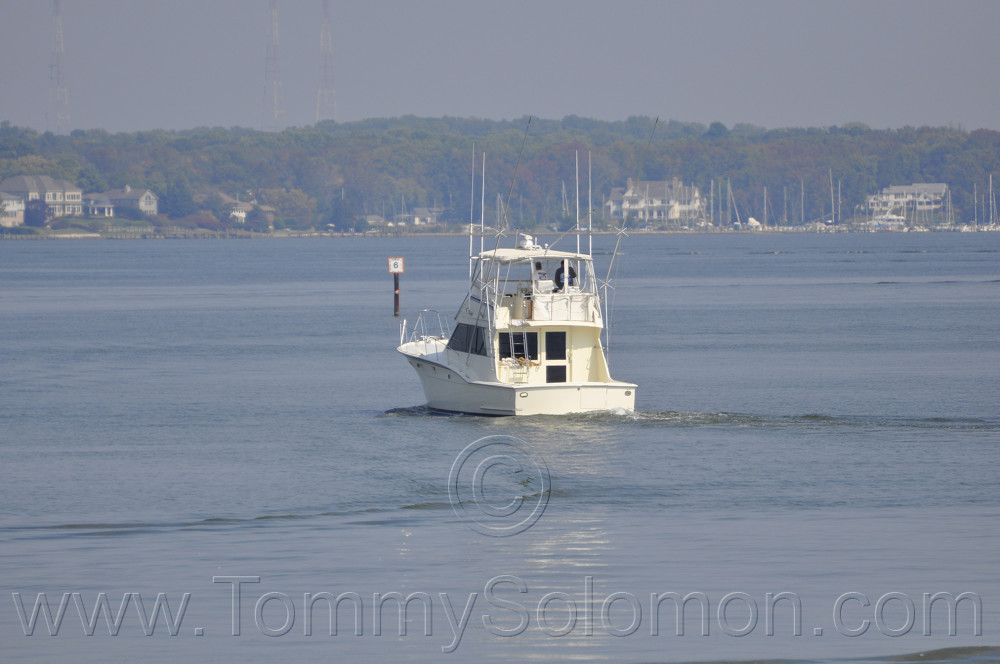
[400,352,635,416]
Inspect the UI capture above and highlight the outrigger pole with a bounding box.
[576,150,581,255]
[603,117,658,355]
[480,152,485,257]
[589,151,593,257]
[469,143,475,279]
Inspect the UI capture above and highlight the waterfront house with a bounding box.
[0,175,83,218]
[605,178,706,228]
[103,184,158,216]
[867,183,949,225]
[393,206,442,227]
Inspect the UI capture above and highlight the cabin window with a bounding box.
[546,365,567,383]
[446,323,488,356]
[545,331,566,361]
[498,331,538,360]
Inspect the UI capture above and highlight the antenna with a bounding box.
[49,0,71,134]
[316,0,338,123]
[263,0,286,131]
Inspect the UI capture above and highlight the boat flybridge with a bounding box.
[398,233,636,416]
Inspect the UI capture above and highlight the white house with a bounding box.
[1,192,26,227]
[228,201,253,223]
[867,183,948,225]
[606,178,706,228]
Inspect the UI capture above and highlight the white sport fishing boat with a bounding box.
[398,226,636,415]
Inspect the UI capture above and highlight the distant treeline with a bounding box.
[2,116,999,230]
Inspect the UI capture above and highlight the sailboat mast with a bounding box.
[990,173,996,227]
[709,180,714,228]
[829,169,835,224]
[730,181,742,226]
[783,186,788,226]
[726,179,732,226]
[974,182,978,227]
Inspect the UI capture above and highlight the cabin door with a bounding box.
[544,331,567,383]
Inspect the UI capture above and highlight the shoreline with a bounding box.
[4,226,999,241]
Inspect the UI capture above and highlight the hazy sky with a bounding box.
[2,0,999,133]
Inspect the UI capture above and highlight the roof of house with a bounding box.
[0,175,81,194]
[882,183,947,196]
[103,185,157,201]
[607,178,701,204]
[624,178,699,198]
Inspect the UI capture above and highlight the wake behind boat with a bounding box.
[397,232,636,415]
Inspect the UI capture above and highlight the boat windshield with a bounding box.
[473,256,596,296]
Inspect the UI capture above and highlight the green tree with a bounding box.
[321,193,361,231]
[202,192,231,224]
[705,122,730,139]
[244,207,270,232]
[160,177,196,219]
[258,188,316,229]
[76,165,107,194]
[24,199,48,227]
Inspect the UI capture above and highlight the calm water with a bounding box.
[1,233,999,663]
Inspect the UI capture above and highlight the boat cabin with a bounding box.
[447,247,611,387]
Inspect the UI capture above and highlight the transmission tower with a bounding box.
[316,0,338,123]
[49,0,71,134]
[262,0,285,131]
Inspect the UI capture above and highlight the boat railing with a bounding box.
[492,287,601,326]
[400,309,452,347]
[530,289,600,323]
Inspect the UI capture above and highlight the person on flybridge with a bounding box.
[554,261,576,292]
